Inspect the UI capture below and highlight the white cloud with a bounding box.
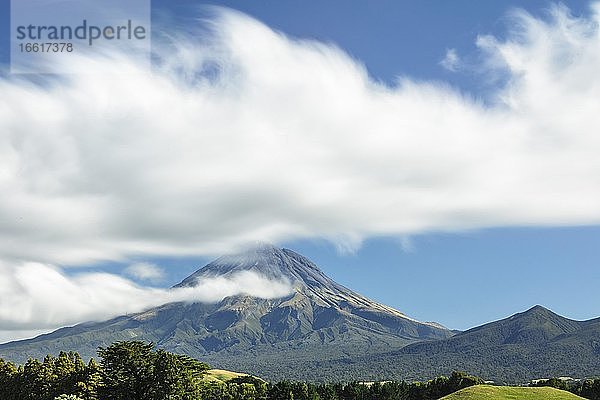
[124,262,165,282]
[399,236,415,253]
[1,4,600,340]
[440,48,461,71]
[0,260,291,342]
[0,329,49,344]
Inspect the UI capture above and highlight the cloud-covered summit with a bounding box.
[0,260,292,342]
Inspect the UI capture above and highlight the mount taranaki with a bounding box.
[1,244,599,382]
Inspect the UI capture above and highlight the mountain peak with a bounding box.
[0,243,454,378]
[451,305,581,346]
[517,305,560,320]
[239,241,281,254]
[175,243,325,288]
[175,244,420,319]
[526,304,550,313]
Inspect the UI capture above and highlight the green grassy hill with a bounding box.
[203,369,250,383]
[441,385,584,400]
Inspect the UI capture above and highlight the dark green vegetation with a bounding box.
[0,341,485,400]
[440,385,584,399]
[0,341,210,400]
[1,341,599,400]
[1,245,599,382]
[365,305,600,382]
[97,341,208,399]
[532,378,600,400]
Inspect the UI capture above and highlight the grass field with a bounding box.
[203,369,249,383]
[441,385,584,399]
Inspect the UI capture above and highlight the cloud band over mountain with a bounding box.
[2,5,600,265]
[1,4,600,340]
[0,261,291,341]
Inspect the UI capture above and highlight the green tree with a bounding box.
[21,358,47,400]
[153,350,208,399]
[97,341,209,400]
[75,358,102,400]
[0,358,19,400]
[231,376,268,400]
[316,383,338,400]
[446,371,483,394]
[97,341,156,400]
[579,379,600,400]
[269,381,295,400]
[532,377,568,391]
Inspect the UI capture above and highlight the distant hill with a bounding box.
[351,305,600,382]
[441,385,584,399]
[0,243,451,381]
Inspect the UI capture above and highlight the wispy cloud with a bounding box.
[440,48,461,71]
[124,262,165,282]
[0,261,291,342]
[1,3,600,339]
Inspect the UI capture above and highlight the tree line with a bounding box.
[532,376,600,400]
[0,340,598,400]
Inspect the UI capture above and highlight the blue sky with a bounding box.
[149,0,599,328]
[0,0,599,339]
[154,0,590,87]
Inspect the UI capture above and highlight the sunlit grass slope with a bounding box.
[203,369,249,383]
[441,385,584,400]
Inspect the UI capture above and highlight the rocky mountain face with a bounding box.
[176,243,449,341]
[0,244,452,380]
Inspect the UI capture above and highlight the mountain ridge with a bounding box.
[401,304,585,353]
[1,245,598,382]
[0,244,452,379]
[354,304,600,382]
[176,243,440,328]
